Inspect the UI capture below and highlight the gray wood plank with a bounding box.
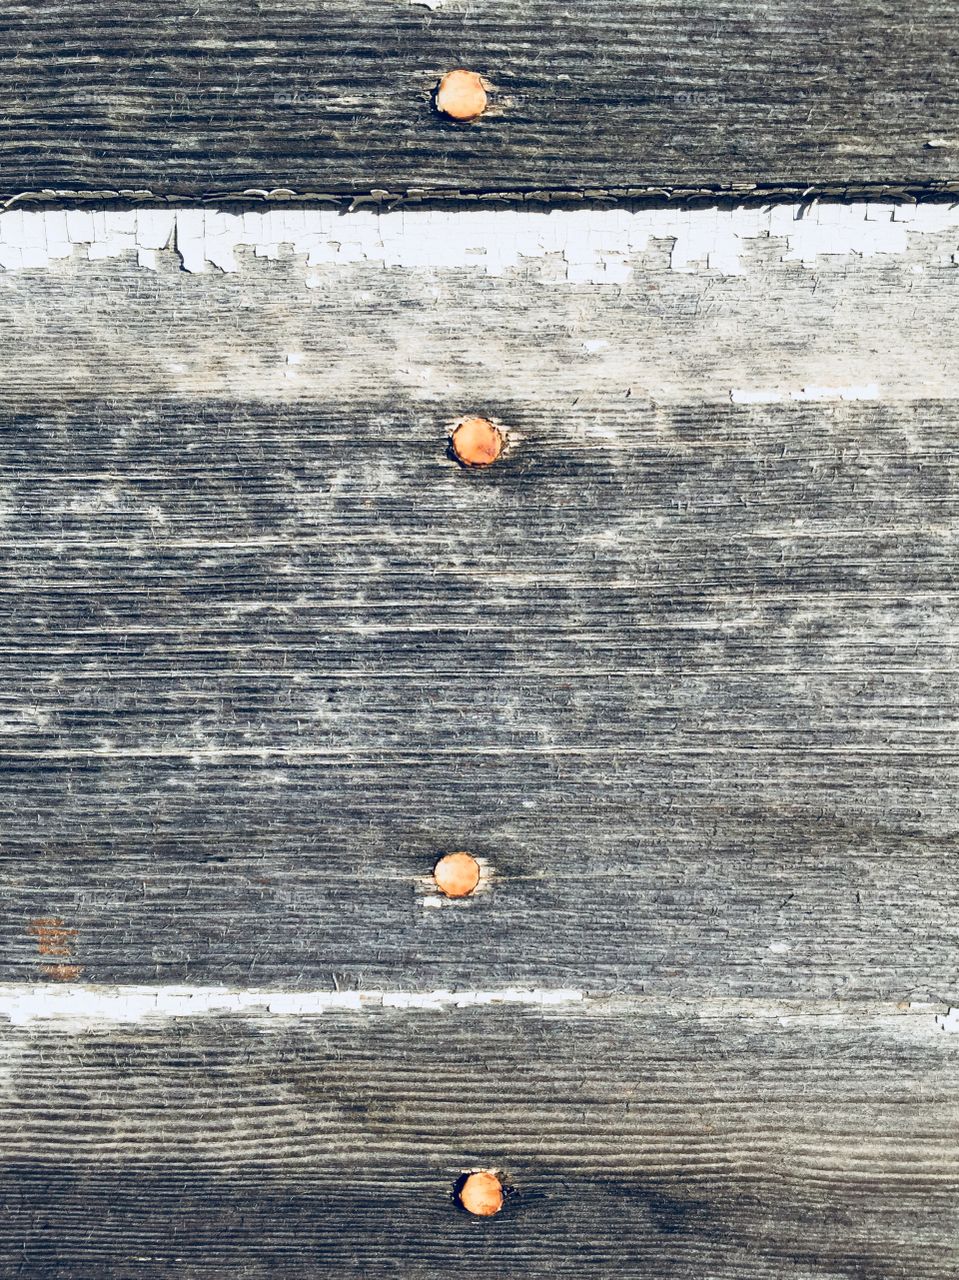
[1,1000,956,1278]
[0,0,958,200]
[0,207,957,997]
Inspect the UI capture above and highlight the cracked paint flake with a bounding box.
[1,203,959,282]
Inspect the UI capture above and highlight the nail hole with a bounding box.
[454,1170,505,1216]
[435,69,488,121]
[433,851,481,898]
[450,416,504,468]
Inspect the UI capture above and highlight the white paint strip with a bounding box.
[937,1008,959,1032]
[0,984,584,1026]
[731,383,881,404]
[1,203,959,282]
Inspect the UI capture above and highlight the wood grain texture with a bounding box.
[2,1000,957,1278]
[1,0,958,200]
[0,210,957,997]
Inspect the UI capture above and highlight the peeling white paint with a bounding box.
[2,203,959,282]
[936,1008,959,1032]
[0,984,584,1026]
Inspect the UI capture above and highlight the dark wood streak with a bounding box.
[0,0,957,200]
[2,1003,957,1278]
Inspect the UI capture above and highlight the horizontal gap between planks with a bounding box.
[8,185,959,211]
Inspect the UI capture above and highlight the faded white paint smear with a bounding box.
[0,987,951,1034]
[731,383,881,404]
[2,203,959,281]
[0,984,584,1026]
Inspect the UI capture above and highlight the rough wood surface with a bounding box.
[1,0,959,200]
[2,1000,957,1278]
[1,205,958,998]
[3,204,958,1275]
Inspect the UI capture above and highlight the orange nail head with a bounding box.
[433,851,481,898]
[458,1171,504,1217]
[451,417,504,467]
[436,70,488,121]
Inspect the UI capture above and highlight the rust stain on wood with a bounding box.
[28,918,77,957]
[38,963,84,982]
[27,918,82,980]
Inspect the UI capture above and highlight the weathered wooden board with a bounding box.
[1,205,958,997]
[1,1,958,200]
[2,999,957,1278]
